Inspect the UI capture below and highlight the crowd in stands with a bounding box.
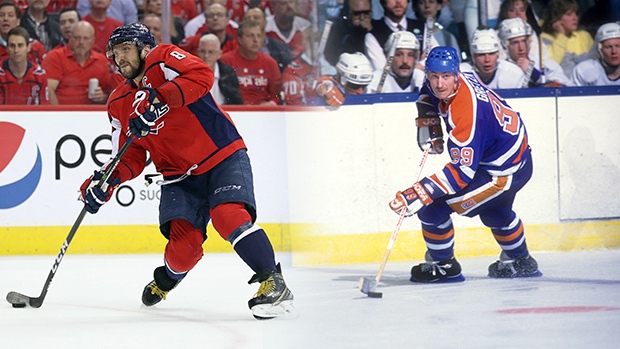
[0,0,618,106]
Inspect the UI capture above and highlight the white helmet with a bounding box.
[384,31,420,54]
[498,18,532,47]
[596,22,620,45]
[470,29,500,54]
[336,52,374,86]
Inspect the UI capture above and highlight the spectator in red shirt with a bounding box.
[0,1,45,64]
[179,3,238,56]
[184,0,238,39]
[82,0,123,53]
[220,19,282,105]
[265,0,311,57]
[41,20,115,104]
[0,26,48,104]
[142,13,162,44]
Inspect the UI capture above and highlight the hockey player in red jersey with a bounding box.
[389,46,541,282]
[0,27,48,105]
[79,23,293,319]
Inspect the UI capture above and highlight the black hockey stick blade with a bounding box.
[6,291,42,308]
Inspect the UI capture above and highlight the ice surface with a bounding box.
[1,250,619,349]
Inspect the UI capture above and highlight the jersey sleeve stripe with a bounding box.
[445,162,469,189]
[511,133,529,164]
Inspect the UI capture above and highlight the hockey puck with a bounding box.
[367,291,383,298]
[12,303,27,308]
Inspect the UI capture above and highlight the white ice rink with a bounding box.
[1,250,619,349]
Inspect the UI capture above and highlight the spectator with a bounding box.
[496,0,547,63]
[0,26,48,104]
[220,19,282,105]
[365,0,426,70]
[265,0,311,57]
[571,22,620,86]
[142,13,162,44]
[142,0,198,24]
[197,33,243,104]
[368,30,425,92]
[460,28,526,89]
[13,0,78,13]
[142,0,185,44]
[498,17,572,87]
[324,0,373,66]
[179,3,238,55]
[41,20,116,104]
[52,7,81,50]
[184,0,238,39]
[540,0,596,77]
[19,0,62,52]
[77,0,138,25]
[227,0,273,25]
[315,52,373,107]
[0,1,45,64]
[82,0,124,53]
[412,0,460,57]
[243,6,294,72]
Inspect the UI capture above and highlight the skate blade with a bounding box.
[251,300,296,320]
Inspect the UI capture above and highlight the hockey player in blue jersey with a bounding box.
[389,46,542,283]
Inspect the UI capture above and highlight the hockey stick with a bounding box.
[358,144,431,297]
[538,34,546,85]
[376,32,401,93]
[6,135,135,308]
[316,20,333,78]
[424,17,434,58]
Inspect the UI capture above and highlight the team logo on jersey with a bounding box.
[0,122,42,209]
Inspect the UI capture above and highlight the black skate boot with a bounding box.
[247,263,294,320]
[142,266,182,306]
[410,252,465,283]
[488,252,542,278]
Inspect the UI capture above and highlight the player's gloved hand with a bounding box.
[315,77,344,107]
[129,86,158,138]
[416,101,444,154]
[389,183,433,217]
[79,170,121,214]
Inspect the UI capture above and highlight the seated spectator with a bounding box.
[179,3,238,55]
[227,0,272,25]
[368,31,424,93]
[41,21,116,104]
[142,0,198,24]
[220,19,282,105]
[243,6,293,72]
[498,17,572,87]
[365,0,427,70]
[460,28,526,89]
[184,0,238,39]
[540,0,596,77]
[143,0,185,44]
[14,0,78,14]
[0,1,45,64]
[82,0,123,53]
[571,22,620,86]
[19,0,62,52]
[0,27,48,104]
[324,0,373,67]
[315,52,373,107]
[496,0,546,63]
[142,13,162,44]
[77,0,137,25]
[280,56,315,105]
[412,0,460,58]
[52,7,81,50]
[265,0,311,57]
[197,33,243,104]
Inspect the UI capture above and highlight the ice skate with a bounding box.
[488,252,542,278]
[142,266,181,306]
[247,263,294,320]
[410,253,465,283]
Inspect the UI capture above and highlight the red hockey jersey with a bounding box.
[0,59,49,105]
[107,44,246,182]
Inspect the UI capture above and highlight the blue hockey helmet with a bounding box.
[425,46,460,74]
[106,23,155,58]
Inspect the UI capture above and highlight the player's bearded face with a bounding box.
[114,44,145,80]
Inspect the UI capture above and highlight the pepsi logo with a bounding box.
[0,122,42,209]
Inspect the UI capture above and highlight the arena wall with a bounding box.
[1,87,619,265]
